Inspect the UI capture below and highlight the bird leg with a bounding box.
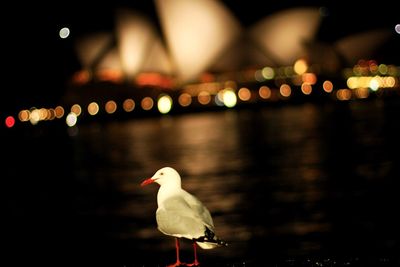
[167,238,184,267]
[186,241,200,266]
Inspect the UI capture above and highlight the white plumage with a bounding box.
[141,167,227,266]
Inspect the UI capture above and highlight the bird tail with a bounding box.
[194,227,228,249]
[196,238,228,249]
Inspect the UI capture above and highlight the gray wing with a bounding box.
[156,192,214,239]
[181,190,214,229]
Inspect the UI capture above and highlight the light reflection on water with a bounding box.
[5,100,400,266]
[66,101,400,265]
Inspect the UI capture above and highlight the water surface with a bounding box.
[3,100,400,266]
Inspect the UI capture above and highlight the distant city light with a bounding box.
[66,112,77,127]
[259,86,272,99]
[261,67,275,80]
[157,94,173,114]
[5,116,15,128]
[395,24,400,34]
[354,88,369,99]
[301,83,312,95]
[280,84,291,97]
[3,4,400,132]
[178,93,192,107]
[222,89,237,108]
[302,72,317,85]
[29,109,40,125]
[322,80,334,93]
[198,91,211,105]
[88,102,99,115]
[336,89,352,101]
[378,64,388,75]
[294,59,308,75]
[18,110,30,122]
[54,106,65,118]
[141,97,154,110]
[105,100,117,114]
[71,104,82,116]
[238,87,251,101]
[59,27,70,39]
[123,99,135,112]
[369,78,380,91]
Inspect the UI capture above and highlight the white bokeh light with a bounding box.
[395,24,400,34]
[59,27,70,39]
[157,94,173,114]
[66,112,77,127]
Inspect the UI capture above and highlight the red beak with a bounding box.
[140,178,155,187]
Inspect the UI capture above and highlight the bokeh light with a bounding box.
[59,27,70,39]
[88,102,99,116]
[141,97,154,110]
[123,99,135,112]
[222,89,237,108]
[5,116,15,128]
[157,94,173,114]
[66,112,78,127]
[105,100,117,114]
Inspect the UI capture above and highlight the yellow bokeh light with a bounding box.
[46,108,56,120]
[71,104,82,116]
[123,98,135,112]
[29,109,40,125]
[198,91,211,105]
[302,72,317,85]
[39,108,48,120]
[238,87,251,101]
[55,106,64,118]
[347,77,358,89]
[178,93,192,107]
[18,110,30,122]
[279,84,291,97]
[385,76,396,88]
[141,97,154,110]
[301,83,312,95]
[88,102,99,115]
[336,89,352,101]
[294,59,308,74]
[105,100,117,114]
[259,86,271,99]
[322,80,333,93]
[355,88,369,99]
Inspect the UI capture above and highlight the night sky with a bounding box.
[2,1,399,112]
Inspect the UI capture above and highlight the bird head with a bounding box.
[140,167,182,187]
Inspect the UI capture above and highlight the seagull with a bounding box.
[140,167,227,267]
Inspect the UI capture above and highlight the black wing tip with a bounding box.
[195,227,228,247]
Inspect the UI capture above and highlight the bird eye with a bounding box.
[160,172,164,175]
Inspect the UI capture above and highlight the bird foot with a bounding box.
[166,262,199,267]
[166,261,187,267]
[166,263,180,267]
